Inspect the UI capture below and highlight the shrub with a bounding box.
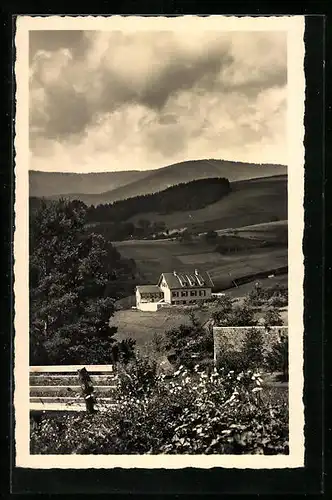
[115,356,158,398]
[214,303,258,327]
[216,328,265,373]
[205,230,218,242]
[246,283,288,308]
[30,366,288,455]
[242,328,265,370]
[267,295,288,308]
[164,312,214,370]
[265,332,289,381]
[263,308,283,326]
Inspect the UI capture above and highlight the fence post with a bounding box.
[78,367,96,413]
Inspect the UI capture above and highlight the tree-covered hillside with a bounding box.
[86,177,231,224]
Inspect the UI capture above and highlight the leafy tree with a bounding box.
[164,311,213,370]
[138,219,151,230]
[205,229,218,242]
[211,295,233,324]
[263,308,283,326]
[265,332,289,381]
[213,302,257,327]
[179,229,192,242]
[29,198,135,365]
[242,328,265,370]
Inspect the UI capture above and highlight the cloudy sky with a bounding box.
[29,29,287,172]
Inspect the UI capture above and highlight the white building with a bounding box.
[135,285,164,312]
[136,269,214,311]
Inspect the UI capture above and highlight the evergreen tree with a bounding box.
[29,198,135,365]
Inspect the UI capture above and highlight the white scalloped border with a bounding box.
[14,14,305,470]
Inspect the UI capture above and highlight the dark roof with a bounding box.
[136,285,162,294]
[159,270,214,289]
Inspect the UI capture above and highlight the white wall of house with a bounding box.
[135,289,141,308]
[138,302,159,312]
[136,289,164,310]
[159,278,171,303]
[170,287,211,304]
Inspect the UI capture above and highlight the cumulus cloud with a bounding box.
[29,29,287,172]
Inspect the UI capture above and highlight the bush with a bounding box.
[216,328,265,373]
[246,283,288,308]
[265,332,289,381]
[30,366,288,455]
[242,328,265,370]
[267,295,288,308]
[214,303,257,327]
[164,312,214,370]
[263,308,283,326]
[115,356,158,398]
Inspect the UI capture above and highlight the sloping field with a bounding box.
[114,236,287,290]
[217,220,288,241]
[112,307,212,349]
[226,274,288,299]
[128,175,287,232]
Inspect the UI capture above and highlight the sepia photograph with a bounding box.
[14,15,305,469]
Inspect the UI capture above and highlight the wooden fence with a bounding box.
[29,365,116,414]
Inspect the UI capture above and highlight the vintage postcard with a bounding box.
[14,15,305,469]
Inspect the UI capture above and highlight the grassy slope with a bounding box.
[127,175,287,232]
[112,307,211,350]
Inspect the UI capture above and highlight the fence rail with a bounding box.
[30,364,114,373]
[29,365,116,414]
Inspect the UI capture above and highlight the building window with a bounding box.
[190,290,197,297]
[172,291,178,297]
[181,291,188,297]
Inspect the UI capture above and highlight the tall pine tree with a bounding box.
[29,198,135,365]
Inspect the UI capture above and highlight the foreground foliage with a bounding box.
[30,361,288,455]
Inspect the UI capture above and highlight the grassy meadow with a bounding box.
[114,236,288,290]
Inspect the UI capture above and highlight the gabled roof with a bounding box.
[158,270,214,289]
[136,285,162,294]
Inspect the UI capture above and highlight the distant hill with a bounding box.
[30,159,287,205]
[29,170,150,198]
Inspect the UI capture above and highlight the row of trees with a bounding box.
[90,219,168,242]
[29,199,136,365]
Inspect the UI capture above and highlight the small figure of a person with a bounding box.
[78,367,96,413]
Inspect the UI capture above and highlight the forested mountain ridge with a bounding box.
[30,158,287,204]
